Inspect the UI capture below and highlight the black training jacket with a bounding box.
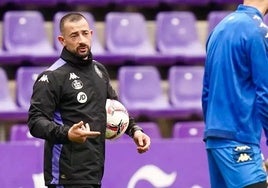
[28,48,140,186]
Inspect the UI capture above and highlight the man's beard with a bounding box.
[75,46,91,59]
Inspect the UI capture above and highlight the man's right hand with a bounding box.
[68,121,101,143]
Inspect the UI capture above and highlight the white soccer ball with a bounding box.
[105,99,129,140]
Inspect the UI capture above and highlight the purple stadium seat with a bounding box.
[10,124,41,142]
[103,12,176,66]
[113,0,159,7]
[168,66,204,118]
[105,12,155,64]
[138,122,162,138]
[156,11,206,65]
[16,66,47,110]
[173,121,204,138]
[0,49,24,64]
[0,141,44,188]
[66,0,111,6]
[0,67,28,121]
[0,67,19,112]
[207,11,232,36]
[12,0,58,6]
[118,66,176,118]
[121,122,161,139]
[0,0,8,6]
[3,11,57,65]
[211,0,242,4]
[161,0,209,6]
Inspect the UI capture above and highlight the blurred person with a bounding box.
[202,0,268,187]
[28,12,151,188]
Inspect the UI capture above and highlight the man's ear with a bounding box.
[58,35,65,46]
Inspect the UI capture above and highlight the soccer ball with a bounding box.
[105,99,129,140]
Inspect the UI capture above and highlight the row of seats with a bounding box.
[0,0,242,7]
[0,10,207,66]
[119,65,203,118]
[10,121,204,141]
[0,65,203,122]
[0,10,237,66]
[3,9,267,66]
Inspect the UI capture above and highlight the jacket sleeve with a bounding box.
[94,61,143,137]
[27,71,70,144]
[250,29,268,145]
[202,36,212,122]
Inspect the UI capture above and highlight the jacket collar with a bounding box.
[237,4,263,19]
[60,47,93,66]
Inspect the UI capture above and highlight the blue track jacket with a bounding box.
[202,5,268,145]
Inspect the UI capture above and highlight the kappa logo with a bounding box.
[259,22,268,33]
[69,73,80,80]
[253,15,261,21]
[77,92,87,103]
[260,22,267,28]
[38,74,49,83]
[237,153,252,163]
[234,145,251,151]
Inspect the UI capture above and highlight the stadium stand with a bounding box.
[105,12,155,65]
[3,11,58,65]
[156,11,206,65]
[0,67,27,121]
[0,67,19,112]
[66,0,112,7]
[207,10,232,35]
[54,11,132,65]
[113,0,160,7]
[118,65,171,118]
[168,65,204,119]
[0,2,252,188]
[12,0,58,6]
[211,0,243,5]
[160,0,210,6]
[121,121,162,139]
[0,2,245,133]
[16,66,47,110]
[172,121,204,138]
[9,123,41,141]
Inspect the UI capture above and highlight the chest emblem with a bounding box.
[77,92,87,103]
[69,73,80,80]
[72,80,83,90]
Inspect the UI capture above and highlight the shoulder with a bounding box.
[92,60,107,72]
[92,60,109,78]
[37,58,70,85]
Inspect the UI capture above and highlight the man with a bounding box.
[28,12,151,188]
[202,0,268,187]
